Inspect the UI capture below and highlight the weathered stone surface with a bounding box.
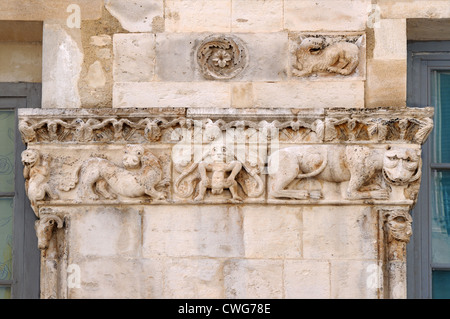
[224,259,283,298]
[165,0,231,33]
[113,82,231,108]
[163,257,224,298]
[302,206,378,259]
[113,33,156,82]
[365,59,407,108]
[251,81,365,108]
[243,206,302,258]
[67,257,143,299]
[142,206,244,258]
[330,260,380,299]
[0,0,102,21]
[284,0,369,31]
[284,260,331,298]
[373,19,407,60]
[105,0,164,32]
[231,0,283,32]
[378,0,450,19]
[42,23,82,109]
[68,207,141,258]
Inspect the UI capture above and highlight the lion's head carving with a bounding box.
[382,148,421,185]
[122,145,145,169]
[21,149,40,167]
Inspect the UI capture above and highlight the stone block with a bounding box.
[42,23,82,109]
[302,206,378,260]
[284,0,369,31]
[231,0,283,32]
[284,260,330,298]
[113,82,231,108]
[378,0,450,19]
[165,0,231,33]
[365,59,407,108]
[105,0,164,32]
[142,205,244,258]
[141,258,165,299]
[251,81,365,108]
[155,32,288,82]
[0,0,102,21]
[163,257,224,298]
[113,33,156,82]
[68,207,141,258]
[373,19,407,60]
[67,257,143,299]
[224,259,283,298]
[243,206,302,258]
[330,260,380,299]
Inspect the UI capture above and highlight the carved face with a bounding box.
[299,37,325,54]
[21,149,39,166]
[211,145,227,163]
[386,211,413,243]
[383,148,421,185]
[123,145,144,169]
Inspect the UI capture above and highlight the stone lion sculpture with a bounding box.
[293,37,361,77]
[63,144,168,201]
[21,149,59,215]
[268,145,421,200]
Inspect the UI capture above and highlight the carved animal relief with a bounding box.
[197,35,248,80]
[268,145,422,201]
[18,107,432,207]
[60,145,169,202]
[292,34,363,77]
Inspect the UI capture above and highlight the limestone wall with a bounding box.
[2,0,445,299]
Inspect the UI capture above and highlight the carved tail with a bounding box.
[59,164,81,191]
[174,162,199,198]
[296,148,328,179]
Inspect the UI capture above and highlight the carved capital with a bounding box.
[18,107,433,208]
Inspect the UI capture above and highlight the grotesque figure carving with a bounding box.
[21,149,59,215]
[382,148,421,186]
[293,36,361,77]
[195,144,243,201]
[35,214,64,251]
[384,209,413,243]
[268,145,421,200]
[64,145,168,201]
[174,143,264,201]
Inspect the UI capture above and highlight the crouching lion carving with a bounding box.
[293,36,362,77]
[268,145,421,200]
[62,144,168,201]
[21,149,59,215]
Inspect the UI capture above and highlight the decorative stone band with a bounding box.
[18,107,433,214]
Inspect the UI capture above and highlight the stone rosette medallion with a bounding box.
[196,35,248,80]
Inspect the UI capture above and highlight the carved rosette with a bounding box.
[196,35,248,80]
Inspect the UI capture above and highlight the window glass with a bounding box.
[0,287,11,299]
[0,198,13,285]
[432,270,450,299]
[431,170,450,264]
[0,111,15,193]
[431,71,450,163]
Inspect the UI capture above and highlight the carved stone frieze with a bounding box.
[18,107,433,208]
[196,35,248,80]
[290,34,365,78]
